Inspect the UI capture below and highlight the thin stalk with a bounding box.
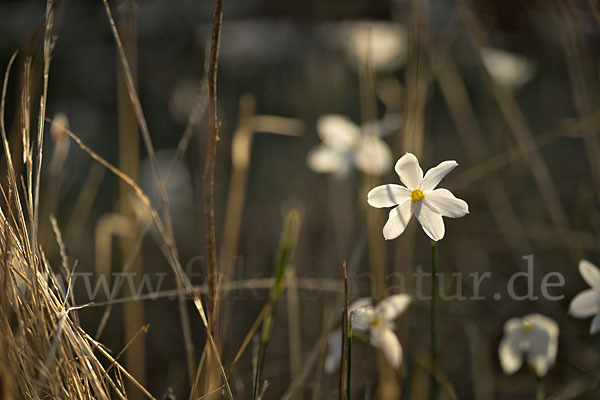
[252,211,301,400]
[430,240,438,400]
[346,317,352,400]
[339,310,346,400]
[32,1,54,256]
[203,0,224,331]
[536,376,544,400]
[340,261,349,400]
[116,2,146,395]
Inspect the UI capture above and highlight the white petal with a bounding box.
[499,337,523,375]
[502,316,526,334]
[349,297,373,311]
[375,294,411,321]
[317,115,361,150]
[569,289,600,318]
[351,306,376,331]
[590,313,600,334]
[414,201,445,241]
[519,314,559,377]
[367,184,411,208]
[420,160,458,191]
[354,136,393,175]
[371,328,402,368]
[424,189,469,218]
[382,201,413,240]
[394,153,423,189]
[525,314,559,340]
[307,146,351,176]
[324,331,342,374]
[527,352,552,377]
[579,260,600,289]
[526,329,557,377]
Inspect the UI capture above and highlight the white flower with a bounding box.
[498,313,559,377]
[342,22,407,73]
[367,153,469,241]
[568,260,600,334]
[324,297,373,374]
[351,294,411,369]
[307,114,393,177]
[480,47,536,90]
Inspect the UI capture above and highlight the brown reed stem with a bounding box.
[203,0,223,332]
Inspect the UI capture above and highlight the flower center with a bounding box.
[522,321,535,333]
[371,315,382,328]
[411,189,425,202]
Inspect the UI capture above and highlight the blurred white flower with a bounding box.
[480,47,536,90]
[367,153,468,241]
[569,260,600,334]
[498,313,559,377]
[342,22,407,72]
[351,294,411,369]
[324,297,372,374]
[307,114,392,177]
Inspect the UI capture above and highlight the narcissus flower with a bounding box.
[367,153,468,241]
[568,260,600,334]
[498,313,559,377]
[324,297,373,374]
[307,114,393,177]
[350,294,411,368]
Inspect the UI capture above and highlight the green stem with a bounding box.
[252,211,300,400]
[347,318,352,400]
[536,375,544,400]
[430,240,438,400]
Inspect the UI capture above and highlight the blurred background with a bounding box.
[1,0,600,399]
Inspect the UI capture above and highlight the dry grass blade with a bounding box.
[31,1,54,256]
[339,261,349,400]
[203,0,224,330]
[218,94,256,348]
[415,356,458,400]
[49,215,69,281]
[105,324,150,375]
[199,0,224,394]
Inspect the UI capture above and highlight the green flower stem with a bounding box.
[430,240,438,400]
[536,376,545,400]
[252,211,300,400]
[347,317,352,400]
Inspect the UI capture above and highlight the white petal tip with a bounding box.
[367,197,388,209]
[383,231,402,240]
